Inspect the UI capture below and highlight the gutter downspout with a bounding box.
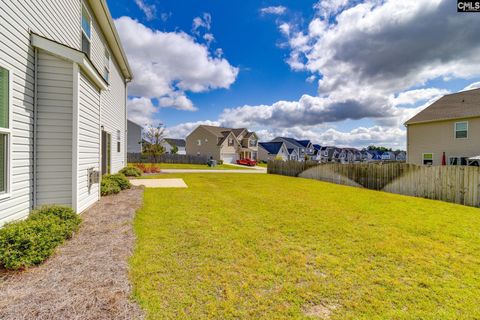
[33,48,39,209]
[125,78,131,164]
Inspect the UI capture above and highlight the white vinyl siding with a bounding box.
[35,51,73,206]
[100,57,126,173]
[0,0,128,225]
[0,0,80,224]
[77,72,100,212]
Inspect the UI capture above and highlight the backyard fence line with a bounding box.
[268,161,480,207]
[266,160,319,177]
[127,153,209,164]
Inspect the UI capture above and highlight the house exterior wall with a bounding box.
[77,71,100,213]
[127,120,142,153]
[0,0,81,224]
[0,0,128,225]
[407,117,480,165]
[35,51,73,207]
[186,127,220,159]
[100,55,126,173]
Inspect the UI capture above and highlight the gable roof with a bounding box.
[231,128,247,137]
[165,138,186,148]
[405,88,480,125]
[313,144,321,150]
[297,140,311,148]
[271,137,304,149]
[259,142,284,155]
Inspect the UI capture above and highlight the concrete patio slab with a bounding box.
[130,178,188,188]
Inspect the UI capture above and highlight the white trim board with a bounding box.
[30,33,108,91]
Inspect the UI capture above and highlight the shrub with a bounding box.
[30,205,81,239]
[217,160,224,165]
[120,166,142,177]
[101,178,121,196]
[105,174,131,190]
[134,163,160,174]
[0,206,82,270]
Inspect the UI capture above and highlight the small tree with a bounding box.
[171,145,179,154]
[142,123,166,162]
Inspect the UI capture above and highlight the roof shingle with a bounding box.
[405,88,480,125]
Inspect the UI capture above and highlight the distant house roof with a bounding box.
[271,137,305,149]
[259,142,284,155]
[127,119,143,129]
[297,140,311,148]
[165,138,186,148]
[313,144,321,150]
[405,88,480,125]
[287,148,296,155]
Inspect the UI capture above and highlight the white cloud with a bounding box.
[192,13,212,35]
[127,97,158,126]
[115,16,239,119]
[462,81,480,91]
[134,0,156,21]
[260,6,287,15]
[165,120,221,138]
[232,0,480,148]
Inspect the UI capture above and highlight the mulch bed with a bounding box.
[0,187,145,320]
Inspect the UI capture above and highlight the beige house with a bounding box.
[405,88,480,166]
[186,125,258,163]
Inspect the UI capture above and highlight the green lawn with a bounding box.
[256,162,268,168]
[131,163,250,170]
[131,173,480,319]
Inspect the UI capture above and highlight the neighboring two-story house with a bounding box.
[270,137,312,161]
[186,125,258,163]
[0,0,132,225]
[405,88,480,166]
[127,120,143,154]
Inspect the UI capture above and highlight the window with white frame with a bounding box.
[423,153,433,165]
[449,156,468,166]
[81,4,91,57]
[117,130,121,152]
[0,65,11,194]
[455,121,468,139]
[104,48,110,82]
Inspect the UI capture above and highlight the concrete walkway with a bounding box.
[160,168,266,174]
[130,178,188,188]
[223,163,266,171]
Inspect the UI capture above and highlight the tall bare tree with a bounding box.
[142,123,166,162]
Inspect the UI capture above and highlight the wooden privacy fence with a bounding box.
[268,161,480,207]
[267,160,319,177]
[128,153,208,164]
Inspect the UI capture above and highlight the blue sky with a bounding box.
[110,0,480,149]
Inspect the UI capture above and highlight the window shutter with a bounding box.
[0,67,8,128]
[0,134,5,192]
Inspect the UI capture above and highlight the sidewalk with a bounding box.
[161,168,266,174]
